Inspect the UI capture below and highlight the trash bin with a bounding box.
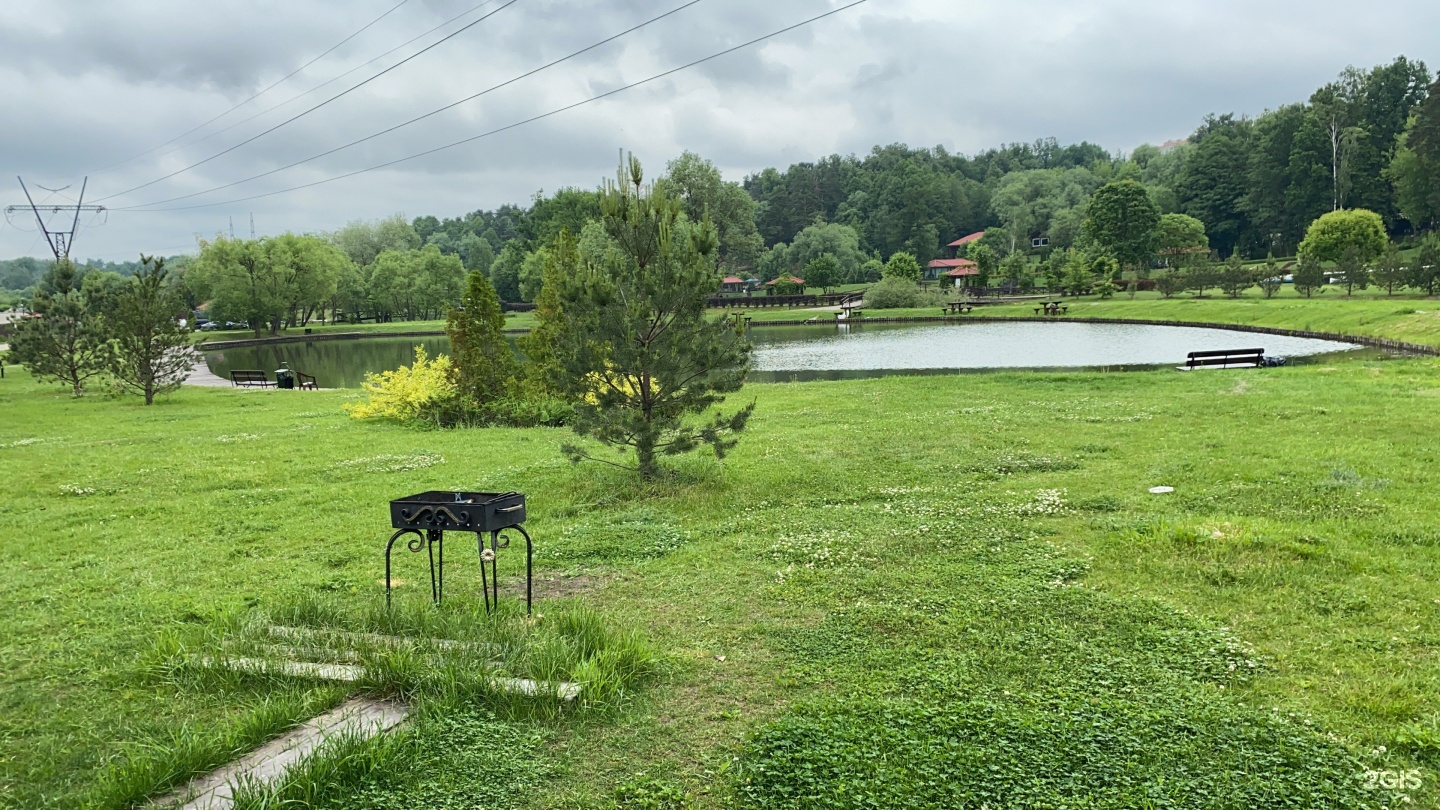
[275,368,295,389]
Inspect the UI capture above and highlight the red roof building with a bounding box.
[928,258,979,277]
[947,232,985,249]
[765,274,805,286]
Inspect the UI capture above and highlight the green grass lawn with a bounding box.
[4,350,1440,807]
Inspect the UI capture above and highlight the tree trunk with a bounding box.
[636,432,657,481]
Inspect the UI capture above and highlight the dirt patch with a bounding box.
[522,573,619,600]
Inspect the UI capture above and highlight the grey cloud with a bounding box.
[2,0,1438,260]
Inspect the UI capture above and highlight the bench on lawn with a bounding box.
[1181,348,1265,370]
[297,371,318,390]
[942,302,974,315]
[230,369,276,388]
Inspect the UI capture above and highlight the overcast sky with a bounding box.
[1,0,1435,261]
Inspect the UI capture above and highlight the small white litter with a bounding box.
[1149,486,1175,495]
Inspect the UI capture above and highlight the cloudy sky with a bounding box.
[1,0,1435,261]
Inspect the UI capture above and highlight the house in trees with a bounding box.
[720,276,747,294]
[929,258,980,287]
[926,232,985,286]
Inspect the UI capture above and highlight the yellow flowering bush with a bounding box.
[344,346,458,422]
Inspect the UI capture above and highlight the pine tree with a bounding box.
[518,229,577,396]
[445,270,516,409]
[107,255,199,404]
[8,259,108,396]
[552,156,753,481]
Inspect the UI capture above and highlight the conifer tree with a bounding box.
[518,229,578,396]
[445,269,515,408]
[552,156,753,481]
[8,259,108,396]
[107,255,198,404]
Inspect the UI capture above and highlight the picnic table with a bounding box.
[942,302,974,315]
[1033,301,1069,316]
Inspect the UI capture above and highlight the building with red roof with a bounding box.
[928,233,988,287]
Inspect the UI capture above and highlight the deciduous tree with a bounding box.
[1083,180,1160,272]
[804,254,841,293]
[1297,208,1388,266]
[882,252,922,283]
[1155,213,1209,267]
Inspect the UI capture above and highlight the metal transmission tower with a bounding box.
[6,177,106,261]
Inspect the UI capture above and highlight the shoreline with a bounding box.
[196,315,1440,358]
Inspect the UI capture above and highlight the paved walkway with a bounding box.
[183,358,231,387]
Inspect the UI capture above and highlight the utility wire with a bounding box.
[86,0,413,177]
[116,0,707,211]
[123,0,504,173]
[94,0,520,204]
[121,0,872,214]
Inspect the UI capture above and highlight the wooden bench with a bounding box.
[1181,349,1265,370]
[942,303,974,315]
[230,370,276,388]
[297,371,318,390]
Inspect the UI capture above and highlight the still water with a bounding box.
[203,321,1364,389]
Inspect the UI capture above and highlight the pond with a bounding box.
[202,321,1367,388]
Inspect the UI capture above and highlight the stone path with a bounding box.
[155,698,409,810]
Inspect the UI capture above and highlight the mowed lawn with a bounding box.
[3,355,1440,807]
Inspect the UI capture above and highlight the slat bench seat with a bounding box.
[1180,349,1265,370]
[230,370,276,388]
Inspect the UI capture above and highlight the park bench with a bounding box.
[1034,303,1068,316]
[297,371,319,390]
[230,370,276,388]
[1180,348,1265,370]
[942,302,974,315]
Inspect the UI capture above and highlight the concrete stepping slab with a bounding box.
[155,698,409,810]
[204,655,582,700]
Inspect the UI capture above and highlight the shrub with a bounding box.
[864,277,923,309]
[344,346,458,423]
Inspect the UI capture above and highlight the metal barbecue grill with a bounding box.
[385,491,532,613]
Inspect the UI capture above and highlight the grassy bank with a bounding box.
[981,292,1440,348]
[717,288,1440,351]
[3,356,1440,807]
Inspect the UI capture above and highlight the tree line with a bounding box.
[396,55,1438,302]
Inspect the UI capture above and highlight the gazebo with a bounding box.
[765,275,806,295]
[720,275,747,294]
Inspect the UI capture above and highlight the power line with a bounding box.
[115,0,707,211]
[93,0,521,204]
[116,0,504,176]
[86,0,414,177]
[121,0,873,214]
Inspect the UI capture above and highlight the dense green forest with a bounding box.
[5,55,1437,314]
[398,56,1438,300]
